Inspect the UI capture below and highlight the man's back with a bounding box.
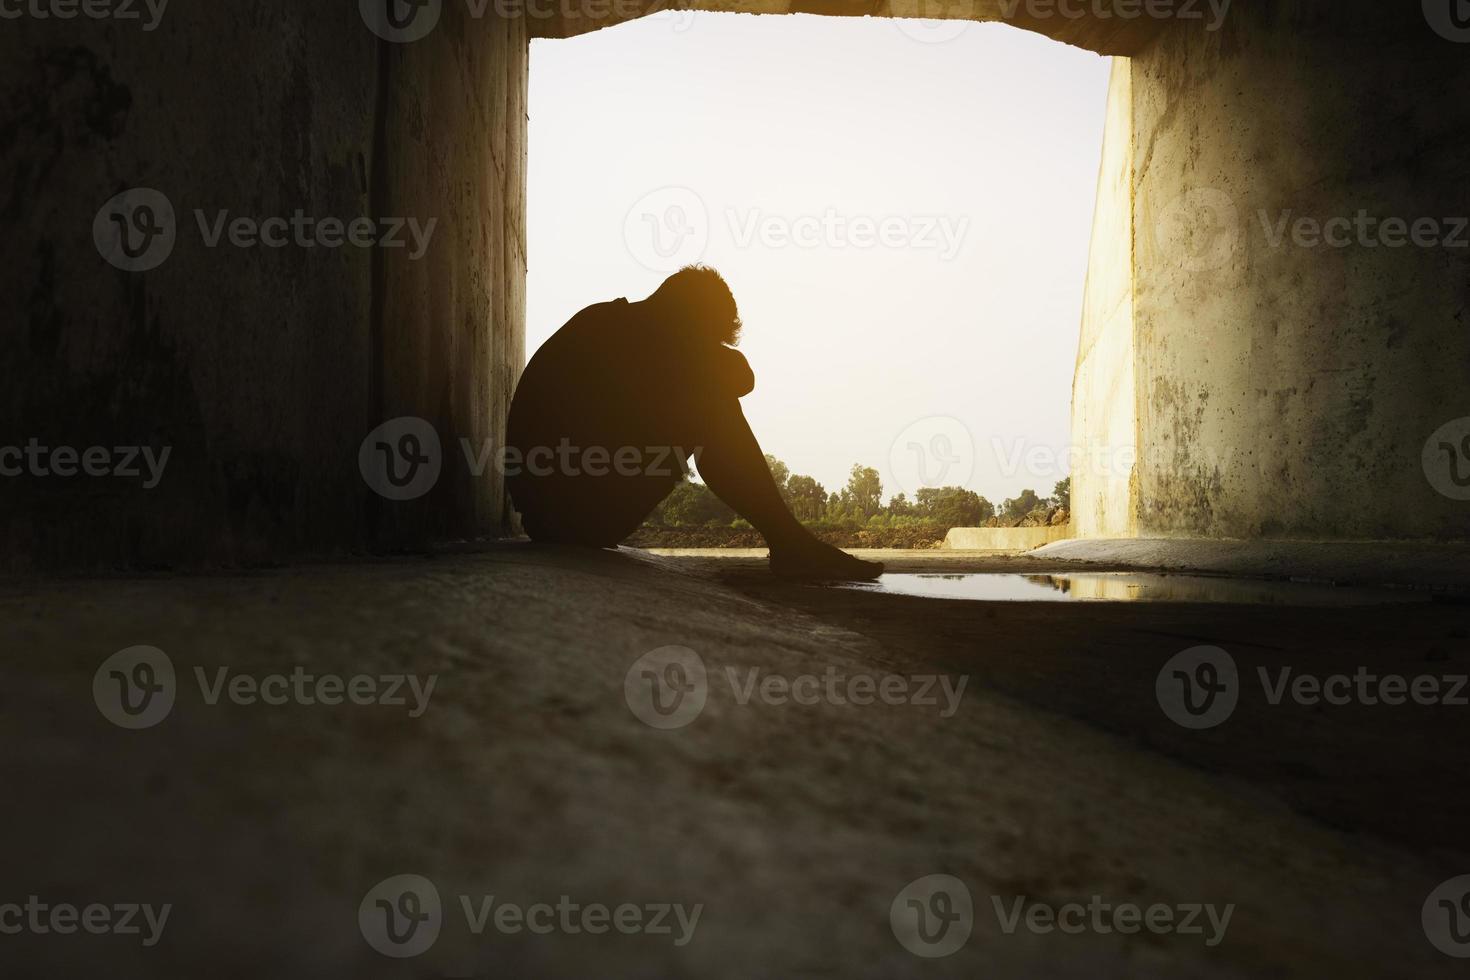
[506,296,748,545]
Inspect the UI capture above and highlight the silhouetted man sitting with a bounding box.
[506,265,881,579]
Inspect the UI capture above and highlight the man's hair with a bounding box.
[647,265,742,345]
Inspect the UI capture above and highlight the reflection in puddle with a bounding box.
[836,572,1430,606]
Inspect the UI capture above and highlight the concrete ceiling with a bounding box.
[531,0,1169,54]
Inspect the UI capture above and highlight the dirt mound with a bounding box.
[624,522,950,550]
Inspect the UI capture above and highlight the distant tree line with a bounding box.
[647,457,1070,531]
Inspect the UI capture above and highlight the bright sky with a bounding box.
[527,13,1111,506]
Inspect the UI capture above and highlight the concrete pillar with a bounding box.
[371,5,529,551]
[1072,58,1136,538]
[1124,1,1470,540]
[0,4,527,569]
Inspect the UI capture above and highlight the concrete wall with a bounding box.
[944,524,1072,551]
[0,5,526,569]
[1071,58,1136,538]
[1126,1,1470,540]
[373,5,529,551]
[1070,1,1470,543]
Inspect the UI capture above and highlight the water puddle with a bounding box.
[835,572,1431,606]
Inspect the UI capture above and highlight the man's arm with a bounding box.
[715,345,755,398]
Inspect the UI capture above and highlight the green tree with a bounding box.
[764,454,790,495]
[785,473,827,522]
[651,477,736,526]
[887,492,915,518]
[1001,488,1043,521]
[825,490,853,524]
[916,486,993,527]
[844,464,883,519]
[1052,477,1071,510]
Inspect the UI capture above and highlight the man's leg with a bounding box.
[694,401,882,578]
[511,465,678,548]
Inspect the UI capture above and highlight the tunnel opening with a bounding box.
[526,12,1114,543]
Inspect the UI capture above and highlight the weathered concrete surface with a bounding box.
[943,524,1071,550]
[0,7,377,568]
[533,0,1170,52]
[3,545,1466,976]
[1072,58,1137,538]
[0,8,526,570]
[373,7,529,551]
[1127,2,1470,540]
